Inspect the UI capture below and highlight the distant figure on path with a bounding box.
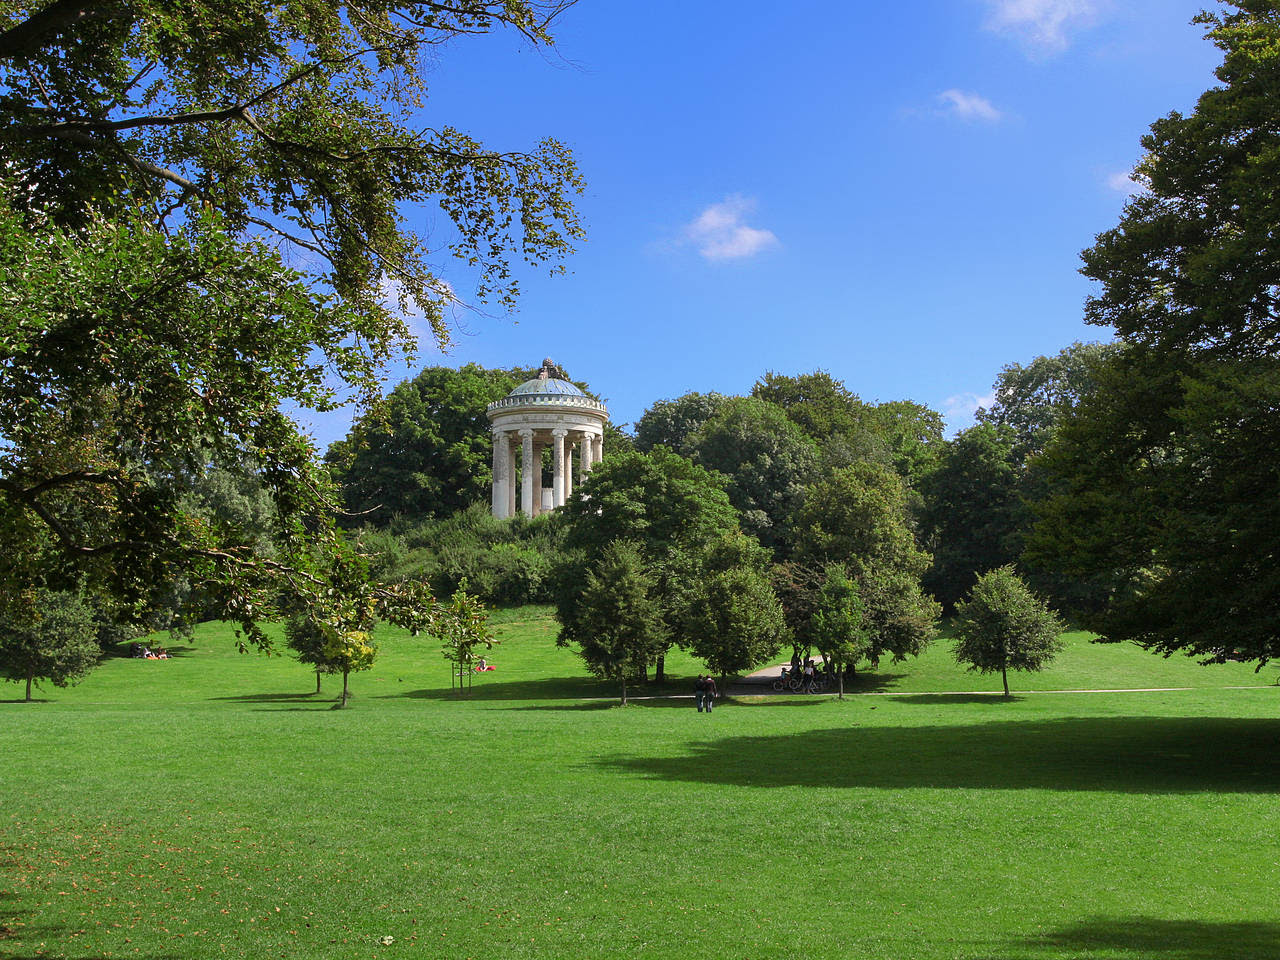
[705,675,718,711]
[694,675,708,712]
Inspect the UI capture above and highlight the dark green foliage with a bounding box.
[752,371,945,486]
[810,565,869,698]
[919,423,1023,610]
[953,566,1065,696]
[555,448,744,679]
[0,589,100,701]
[977,342,1119,464]
[0,2,580,649]
[563,541,667,704]
[752,370,868,443]
[1030,3,1280,668]
[357,502,560,606]
[682,566,785,683]
[633,392,729,454]
[686,397,818,553]
[793,462,939,663]
[327,364,535,524]
[560,448,739,562]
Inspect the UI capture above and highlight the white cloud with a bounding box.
[984,0,1100,54]
[683,195,779,261]
[1106,170,1145,195]
[938,89,1003,123]
[944,391,996,433]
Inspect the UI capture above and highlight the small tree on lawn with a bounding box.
[810,564,870,699]
[683,566,786,690]
[321,626,378,709]
[953,566,1065,697]
[568,540,666,705]
[285,615,340,694]
[438,586,498,694]
[0,589,100,702]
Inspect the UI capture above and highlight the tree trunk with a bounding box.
[838,668,845,701]
[654,653,665,684]
[341,668,350,708]
[1002,664,1010,698]
[621,675,627,706]
[26,666,33,702]
[314,669,322,695]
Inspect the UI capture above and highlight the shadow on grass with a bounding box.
[1016,916,1280,960]
[890,693,1027,705]
[0,887,183,960]
[208,692,325,703]
[598,716,1280,793]
[395,677,683,702]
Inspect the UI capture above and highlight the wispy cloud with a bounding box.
[944,391,996,432]
[683,195,779,261]
[938,89,1003,123]
[1105,170,1144,195]
[984,0,1100,55]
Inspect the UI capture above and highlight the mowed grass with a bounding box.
[3,610,1280,960]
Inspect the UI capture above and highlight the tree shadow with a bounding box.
[1014,916,1280,960]
[0,886,183,960]
[890,693,1027,705]
[394,676,677,702]
[598,716,1280,794]
[208,692,324,702]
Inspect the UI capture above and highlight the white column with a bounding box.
[507,435,517,518]
[564,441,574,500]
[578,434,590,487]
[491,428,508,518]
[531,439,545,516]
[591,431,604,468]
[519,429,535,517]
[552,429,567,507]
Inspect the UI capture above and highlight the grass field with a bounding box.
[3,608,1279,959]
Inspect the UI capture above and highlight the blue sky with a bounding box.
[304,0,1226,448]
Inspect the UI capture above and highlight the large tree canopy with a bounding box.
[1030,2,1280,668]
[327,363,550,524]
[0,2,583,643]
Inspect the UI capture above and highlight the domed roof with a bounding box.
[486,357,608,421]
[508,376,587,398]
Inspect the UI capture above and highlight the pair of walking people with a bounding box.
[694,674,718,712]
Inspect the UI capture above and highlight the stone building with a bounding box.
[485,359,608,518]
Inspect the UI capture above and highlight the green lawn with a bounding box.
[3,610,1279,959]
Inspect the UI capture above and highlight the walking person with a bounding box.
[704,675,718,712]
[694,674,708,712]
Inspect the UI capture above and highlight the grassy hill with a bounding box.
[3,608,1279,959]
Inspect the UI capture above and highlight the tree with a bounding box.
[564,540,666,705]
[977,342,1119,464]
[686,397,818,554]
[682,566,785,688]
[328,364,545,524]
[918,424,1022,610]
[323,626,378,709]
[0,2,581,648]
[285,615,339,695]
[633,392,729,455]
[809,565,869,699]
[1028,3,1280,668]
[793,462,939,664]
[555,447,739,681]
[0,588,99,702]
[437,584,498,694]
[752,372,945,486]
[953,566,1064,697]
